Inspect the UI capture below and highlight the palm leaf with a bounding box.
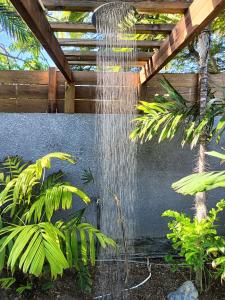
[131,78,225,148]
[0,153,76,205]
[0,277,16,289]
[25,183,90,223]
[159,77,187,106]
[0,223,68,279]
[172,151,225,195]
[172,171,225,195]
[0,0,32,43]
[58,217,116,269]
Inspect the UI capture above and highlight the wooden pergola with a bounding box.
[8,0,225,112]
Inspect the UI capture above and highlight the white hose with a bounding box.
[93,258,152,299]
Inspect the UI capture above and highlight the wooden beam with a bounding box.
[140,0,225,84]
[48,67,57,112]
[43,0,191,13]
[68,61,147,67]
[64,51,153,61]
[51,23,174,34]
[10,0,73,83]
[59,39,162,48]
[65,83,75,113]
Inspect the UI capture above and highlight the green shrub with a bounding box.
[163,151,225,289]
[0,153,115,293]
[162,200,225,276]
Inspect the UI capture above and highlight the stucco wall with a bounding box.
[0,113,224,243]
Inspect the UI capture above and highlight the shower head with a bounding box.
[92,2,138,30]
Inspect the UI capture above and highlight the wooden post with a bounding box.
[48,67,57,113]
[65,82,75,113]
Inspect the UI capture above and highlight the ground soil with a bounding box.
[1,259,225,299]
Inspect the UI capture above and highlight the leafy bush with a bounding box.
[163,200,225,281]
[0,153,115,293]
[164,150,225,288]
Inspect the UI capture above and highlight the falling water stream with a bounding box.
[94,2,139,298]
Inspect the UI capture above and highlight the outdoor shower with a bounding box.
[92,2,138,29]
[93,1,140,298]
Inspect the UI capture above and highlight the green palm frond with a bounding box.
[172,151,225,195]
[172,171,225,195]
[25,182,90,223]
[0,153,115,285]
[58,217,116,269]
[131,78,224,149]
[0,156,28,180]
[130,100,189,144]
[81,168,94,185]
[0,153,76,206]
[215,115,225,143]
[159,77,187,106]
[0,0,31,43]
[0,223,69,279]
[0,277,16,289]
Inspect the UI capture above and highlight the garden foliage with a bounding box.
[163,151,225,283]
[131,77,225,148]
[0,153,115,291]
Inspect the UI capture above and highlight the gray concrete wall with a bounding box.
[0,113,224,241]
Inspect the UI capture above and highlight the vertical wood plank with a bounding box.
[48,67,57,113]
[65,82,75,113]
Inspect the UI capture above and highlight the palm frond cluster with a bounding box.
[131,77,225,148]
[0,0,32,43]
[0,153,115,281]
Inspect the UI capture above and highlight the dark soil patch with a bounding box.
[1,259,225,299]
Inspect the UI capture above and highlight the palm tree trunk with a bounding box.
[195,26,211,291]
[195,26,211,223]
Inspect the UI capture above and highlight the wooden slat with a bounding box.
[0,99,47,113]
[10,0,73,83]
[43,0,191,13]
[65,83,75,113]
[64,51,153,61]
[140,0,225,84]
[144,73,198,87]
[0,71,49,84]
[0,84,49,99]
[59,39,162,48]
[0,99,17,112]
[68,61,147,67]
[17,85,49,99]
[16,99,48,113]
[51,22,174,34]
[58,71,140,85]
[48,67,57,112]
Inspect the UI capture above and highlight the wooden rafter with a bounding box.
[140,0,225,84]
[10,0,73,83]
[64,51,153,61]
[59,39,162,48]
[68,61,147,67]
[51,23,174,34]
[43,0,191,13]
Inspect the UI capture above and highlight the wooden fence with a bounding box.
[0,70,224,113]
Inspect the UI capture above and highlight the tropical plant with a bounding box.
[0,0,30,43]
[162,199,225,291]
[172,151,225,195]
[168,150,225,285]
[131,77,224,149]
[0,153,115,294]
